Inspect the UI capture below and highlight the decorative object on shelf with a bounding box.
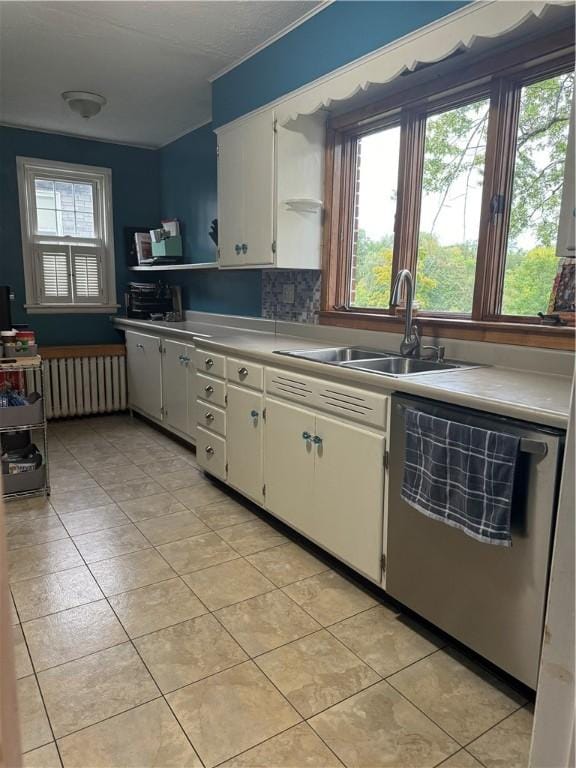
[124,227,152,266]
[135,232,153,263]
[61,91,106,119]
[283,198,323,213]
[209,219,218,246]
[548,258,575,326]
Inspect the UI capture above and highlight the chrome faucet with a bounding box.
[390,269,420,357]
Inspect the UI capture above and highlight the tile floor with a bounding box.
[8,414,534,768]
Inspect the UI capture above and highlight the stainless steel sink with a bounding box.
[340,357,463,376]
[274,347,394,364]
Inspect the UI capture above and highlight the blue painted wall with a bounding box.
[159,123,263,317]
[212,0,470,127]
[0,126,161,345]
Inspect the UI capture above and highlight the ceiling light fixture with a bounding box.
[62,91,107,119]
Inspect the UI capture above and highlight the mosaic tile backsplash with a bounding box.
[261,270,321,323]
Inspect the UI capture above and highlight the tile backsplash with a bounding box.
[261,270,321,323]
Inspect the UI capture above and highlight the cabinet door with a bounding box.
[162,339,189,434]
[241,111,275,266]
[313,414,385,582]
[125,330,162,420]
[186,344,198,440]
[227,384,264,504]
[264,397,315,536]
[217,123,245,267]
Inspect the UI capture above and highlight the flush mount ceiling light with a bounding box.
[62,91,107,119]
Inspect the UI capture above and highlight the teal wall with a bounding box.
[212,0,469,127]
[0,126,161,345]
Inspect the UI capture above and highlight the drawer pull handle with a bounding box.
[204,385,214,394]
[205,358,214,368]
[313,435,323,445]
[250,410,259,418]
[302,431,312,441]
[205,412,215,422]
[205,446,215,456]
[238,367,249,376]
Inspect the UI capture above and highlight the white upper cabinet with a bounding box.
[217,109,324,270]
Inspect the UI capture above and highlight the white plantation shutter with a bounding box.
[72,247,103,300]
[38,246,72,302]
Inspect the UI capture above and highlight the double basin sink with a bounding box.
[274,347,476,377]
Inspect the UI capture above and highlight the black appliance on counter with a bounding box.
[125,282,183,320]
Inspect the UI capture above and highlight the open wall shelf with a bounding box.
[129,262,218,272]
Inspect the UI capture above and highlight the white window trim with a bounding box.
[17,156,118,314]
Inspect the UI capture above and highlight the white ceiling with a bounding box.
[0,1,322,147]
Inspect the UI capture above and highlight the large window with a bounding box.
[17,158,117,313]
[324,34,575,346]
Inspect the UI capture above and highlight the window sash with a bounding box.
[34,244,104,306]
[324,43,574,327]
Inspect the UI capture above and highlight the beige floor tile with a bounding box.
[23,742,62,768]
[166,661,300,767]
[136,509,209,545]
[11,591,19,623]
[215,589,321,656]
[23,599,127,671]
[183,558,275,610]
[14,624,33,678]
[135,613,248,693]
[309,680,459,768]
[247,542,329,587]
[330,604,443,677]
[157,468,205,492]
[141,457,199,478]
[109,577,207,637]
[440,750,484,767]
[7,514,69,550]
[39,642,159,738]
[105,478,164,502]
[18,676,53,753]
[89,548,177,596]
[217,520,287,555]
[11,566,103,622]
[57,699,201,768]
[50,487,113,515]
[6,497,54,519]
[283,570,377,626]
[257,629,380,718]
[173,480,230,510]
[119,493,186,523]
[50,473,98,494]
[77,451,134,469]
[220,722,343,767]
[194,499,257,530]
[72,523,150,563]
[123,445,180,465]
[468,706,533,767]
[158,532,240,575]
[87,463,147,488]
[9,539,83,584]
[59,504,130,536]
[388,649,526,745]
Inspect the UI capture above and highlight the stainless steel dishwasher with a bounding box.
[387,393,564,689]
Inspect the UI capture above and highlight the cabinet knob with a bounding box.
[238,367,248,377]
[205,358,214,368]
[205,446,215,456]
[205,412,215,422]
[302,431,312,441]
[136,343,144,349]
[204,385,214,394]
[234,244,241,254]
[313,435,323,445]
[250,410,259,418]
[241,243,248,254]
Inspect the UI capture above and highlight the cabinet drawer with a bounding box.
[227,358,263,390]
[196,427,226,481]
[195,350,226,378]
[197,401,226,437]
[197,373,227,408]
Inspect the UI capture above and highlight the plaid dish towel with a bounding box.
[401,409,520,547]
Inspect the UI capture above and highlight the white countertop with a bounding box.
[114,317,572,429]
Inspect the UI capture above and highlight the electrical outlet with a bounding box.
[282,283,295,304]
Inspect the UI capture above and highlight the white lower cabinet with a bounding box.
[264,396,386,583]
[226,384,264,504]
[162,339,192,437]
[126,330,163,421]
